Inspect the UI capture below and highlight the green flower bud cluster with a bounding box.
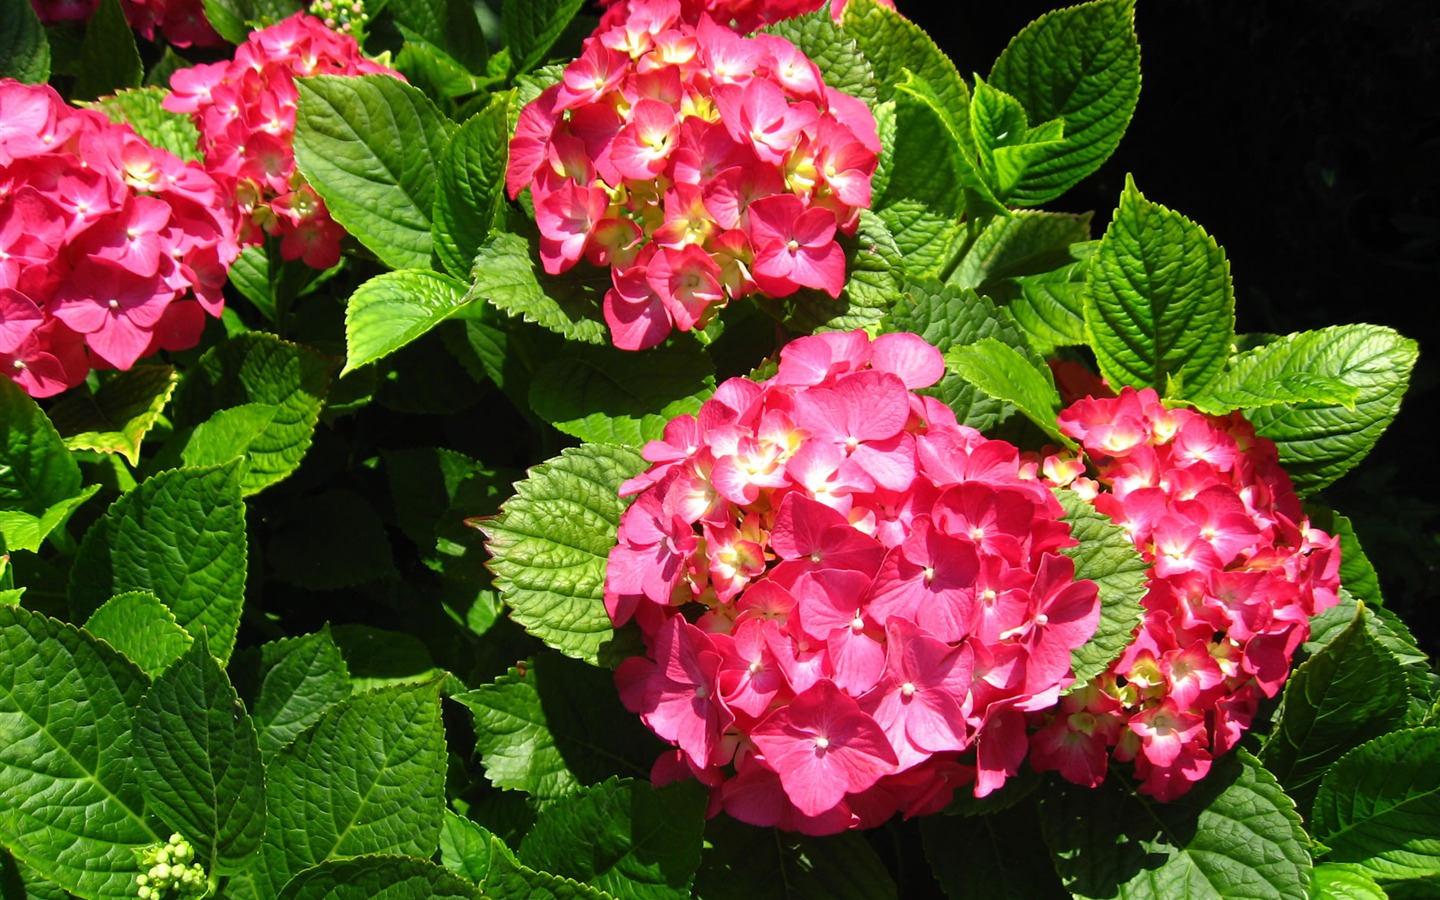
[135,834,207,900]
[308,0,369,38]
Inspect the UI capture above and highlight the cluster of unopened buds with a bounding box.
[1033,385,1341,800]
[507,0,880,351]
[28,0,223,48]
[606,331,1102,833]
[594,0,894,34]
[135,833,206,899]
[164,13,402,270]
[308,0,369,38]
[1,79,238,397]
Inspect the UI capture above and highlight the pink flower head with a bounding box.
[594,0,896,35]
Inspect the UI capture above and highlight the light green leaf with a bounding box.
[1312,727,1440,883]
[171,332,332,496]
[842,0,967,116]
[91,88,202,162]
[1006,242,1096,356]
[694,817,898,900]
[440,810,496,883]
[477,443,645,665]
[0,376,82,517]
[1186,374,1360,416]
[0,605,159,899]
[83,590,193,679]
[502,0,585,75]
[387,0,488,74]
[253,680,448,896]
[0,0,50,83]
[135,635,265,874]
[1054,488,1147,689]
[1084,176,1234,397]
[519,777,707,900]
[921,805,1068,900]
[292,74,457,270]
[485,835,619,900]
[68,463,248,663]
[944,338,1070,445]
[948,211,1092,295]
[762,9,877,106]
[243,627,352,761]
[171,402,280,474]
[1309,863,1387,899]
[528,342,714,448]
[1041,751,1311,900]
[873,72,968,273]
[1305,594,1435,728]
[434,97,512,280]
[48,365,178,465]
[1216,325,1417,495]
[0,483,100,553]
[455,663,581,803]
[344,269,473,374]
[968,77,1065,201]
[777,209,905,334]
[328,625,444,692]
[989,0,1141,206]
[276,854,484,900]
[467,231,610,345]
[71,0,141,101]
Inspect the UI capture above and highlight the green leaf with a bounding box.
[968,77,1065,201]
[1217,325,1417,495]
[989,0,1141,206]
[477,443,645,665]
[0,376,82,517]
[344,269,473,374]
[1311,727,1440,883]
[1305,507,1384,608]
[1305,595,1435,728]
[90,88,202,162]
[292,74,457,270]
[135,635,265,874]
[0,483,100,553]
[1309,863,1387,899]
[1005,242,1095,356]
[434,97,512,280]
[267,489,396,590]
[467,230,611,345]
[842,0,967,117]
[483,835,619,900]
[519,777,706,900]
[777,209,904,334]
[693,817,898,900]
[529,342,714,448]
[170,402,280,473]
[1186,374,1360,416]
[243,627,352,761]
[1084,177,1234,397]
[1260,603,1410,812]
[200,0,301,44]
[948,211,1092,295]
[943,338,1070,445]
[83,590,193,679]
[440,810,496,883]
[762,9,876,106]
[921,804,1068,900]
[501,0,585,75]
[328,624,444,692]
[225,243,338,324]
[71,0,141,101]
[253,680,448,895]
[171,332,332,496]
[873,72,968,273]
[0,605,159,899]
[395,30,487,100]
[69,463,248,663]
[456,663,581,803]
[1054,488,1147,689]
[0,0,50,83]
[1041,750,1311,900]
[387,0,488,74]
[48,365,179,466]
[276,854,484,900]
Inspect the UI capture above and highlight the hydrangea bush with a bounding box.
[0,0,1433,898]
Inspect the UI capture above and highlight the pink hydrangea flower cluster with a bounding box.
[1030,386,1341,800]
[163,13,402,270]
[506,2,880,351]
[1,79,238,397]
[605,331,1102,833]
[29,0,223,48]
[594,0,894,35]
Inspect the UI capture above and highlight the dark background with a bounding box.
[906,0,1440,651]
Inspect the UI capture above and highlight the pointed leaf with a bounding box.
[171,402,281,471]
[1186,374,1359,416]
[243,627,352,760]
[1309,864,1387,900]
[71,0,141,101]
[84,590,193,679]
[0,376,81,517]
[484,835,619,900]
[434,97,512,280]
[344,269,473,374]
[944,338,1070,445]
[440,810,496,883]
[276,854,484,900]
[1006,242,1095,356]
[1054,487,1148,689]
[0,0,49,83]
[468,230,610,345]
[48,365,178,465]
[456,663,581,803]
[948,211,1092,295]
[502,0,585,75]
[0,483,99,553]
[387,0,488,73]
[842,0,967,116]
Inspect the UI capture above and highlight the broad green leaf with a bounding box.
[948,211,1092,295]
[71,0,141,101]
[242,627,352,760]
[477,443,646,665]
[0,483,100,553]
[171,402,280,472]
[395,30,487,100]
[91,88,202,162]
[879,279,1030,430]
[434,98,512,280]
[135,636,265,874]
[0,605,159,898]
[1186,374,1360,416]
[944,338,1070,445]
[0,850,70,899]
[1218,325,1417,495]
[873,72,968,273]
[440,810,496,883]
[921,804,1068,900]
[292,74,457,270]
[329,624,444,692]
[1309,864,1387,899]
[225,243,338,324]
[467,230,610,346]
[455,663,582,803]
[484,835,618,900]
[693,817,898,900]
[253,680,447,896]
[777,209,905,334]
[266,489,396,590]
[387,0,488,74]
[0,376,82,517]
[200,0,300,44]
[1259,604,1409,813]
[519,777,706,900]
[1006,242,1096,356]
[968,77,1065,201]
[1041,751,1311,900]
[48,365,178,465]
[1305,595,1435,728]
[1312,728,1440,883]
[762,9,877,106]
[171,332,332,496]
[842,0,967,116]
[276,854,484,900]
[989,0,1141,206]
[0,0,49,83]
[69,463,248,663]
[84,590,193,679]
[1054,488,1148,689]
[502,0,585,75]
[528,342,714,447]
[344,269,473,374]
[1084,177,1234,397]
